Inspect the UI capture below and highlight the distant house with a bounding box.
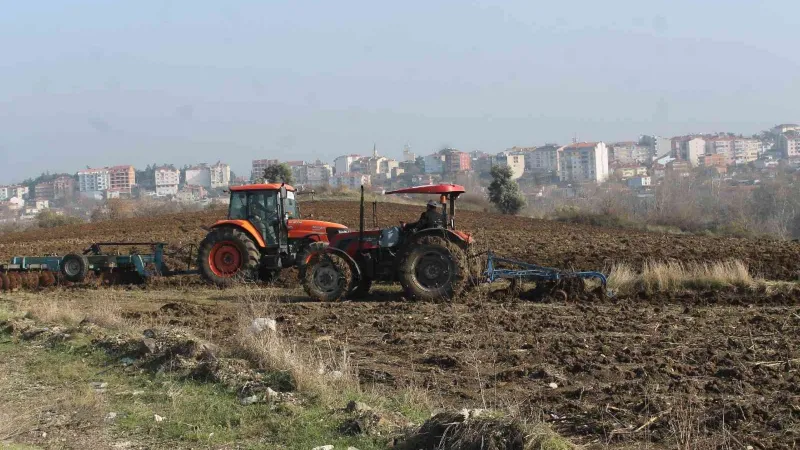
[154,167,180,196]
[493,152,526,180]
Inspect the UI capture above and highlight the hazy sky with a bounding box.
[1,1,799,183]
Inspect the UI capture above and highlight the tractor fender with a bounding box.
[210,221,266,248]
[302,246,363,282]
[410,228,473,247]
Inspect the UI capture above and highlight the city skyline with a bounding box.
[2,1,799,183]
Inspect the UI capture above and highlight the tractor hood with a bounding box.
[287,219,348,240]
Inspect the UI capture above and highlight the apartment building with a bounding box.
[673,137,705,167]
[614,166,648,180]
[210,162,231,188]
[706,138,734,164]
[53,176,76,199]
[732,139,760,163]
[525,145,560,174]
[699,153,727,169]
[639,135,671,159]
[185,165,212,188]
[78,168,110,193]
[294,163,333,187]
[493,152,525,179]
[0,185,28,201]
[334,155,361,175]
[557,142,609,183]
[610,142,652,165]
[330,172,371,190]
[34,181,55,200]
[108,165,136,195]
[423,154,445,174]
[773,124,800,134]
[155,167,180,196]
[251,159,279,181]
[443,149,471,173]
[779,132,800,158]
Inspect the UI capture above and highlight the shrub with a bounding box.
[487,166,526,215]
[36,209,84,228]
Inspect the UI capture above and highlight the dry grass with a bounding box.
[15,288,130,331]
[230,286,358,400]
[608,259,759,296]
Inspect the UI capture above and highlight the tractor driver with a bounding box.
[249,196,278,245]
[406,200,442,231]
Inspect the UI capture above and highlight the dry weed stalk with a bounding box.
[232,285,358,399]
[607,259,765,296]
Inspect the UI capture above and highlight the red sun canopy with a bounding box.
[385,184,466,195]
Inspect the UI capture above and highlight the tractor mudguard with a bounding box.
[211,221,267,248]
[409,228,473,246]
[303,245,363,283]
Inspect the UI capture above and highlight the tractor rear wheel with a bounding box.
[198,228,260,286]
[399,236,467,302]
[301,250,352,302]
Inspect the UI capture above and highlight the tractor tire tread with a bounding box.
[398,235,467,302]
[197,227,260,286]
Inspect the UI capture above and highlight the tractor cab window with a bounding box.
[229,192,247,220]
[285,191,299,218]
[247,191,277,223]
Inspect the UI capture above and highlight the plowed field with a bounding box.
[2,200,800,448]
[2,200,800,280]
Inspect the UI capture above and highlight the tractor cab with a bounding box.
[226,185,298,246]
[197,183,348,286]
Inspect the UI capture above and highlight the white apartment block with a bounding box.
[680,137,706,167]
[251,159,279,181]
[493,152,525,180]
[330,173,371,190]
[295,163,333,187]
[78,168,110,192]
[779,132,800,158]
[210,162,231,188]
[610,142,652,165]
[334,155,361,175]
[525,145,560,174]
[185,165,212,188]
[732,139,760,163]
[558,142,609,183]
[155,167,180,196]
[0,186,7,201]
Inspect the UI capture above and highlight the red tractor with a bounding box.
[197,183,349,286]
[299,184,479,301]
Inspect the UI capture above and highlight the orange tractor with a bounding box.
[299,184,480,301]
[197,183,348,285]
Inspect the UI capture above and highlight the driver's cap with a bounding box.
[426,200,438,208]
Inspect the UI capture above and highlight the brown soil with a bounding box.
[1,200,799,280]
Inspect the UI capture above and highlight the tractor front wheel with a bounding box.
[300,250,352,302]
[198,228,260,286]
[399,236,467,302]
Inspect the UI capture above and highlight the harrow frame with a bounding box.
[483,251,607,288]
[1,242,198,281]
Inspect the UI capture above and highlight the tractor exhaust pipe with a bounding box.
[359,185,365,251]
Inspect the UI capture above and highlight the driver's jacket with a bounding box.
[411,209,442,230]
